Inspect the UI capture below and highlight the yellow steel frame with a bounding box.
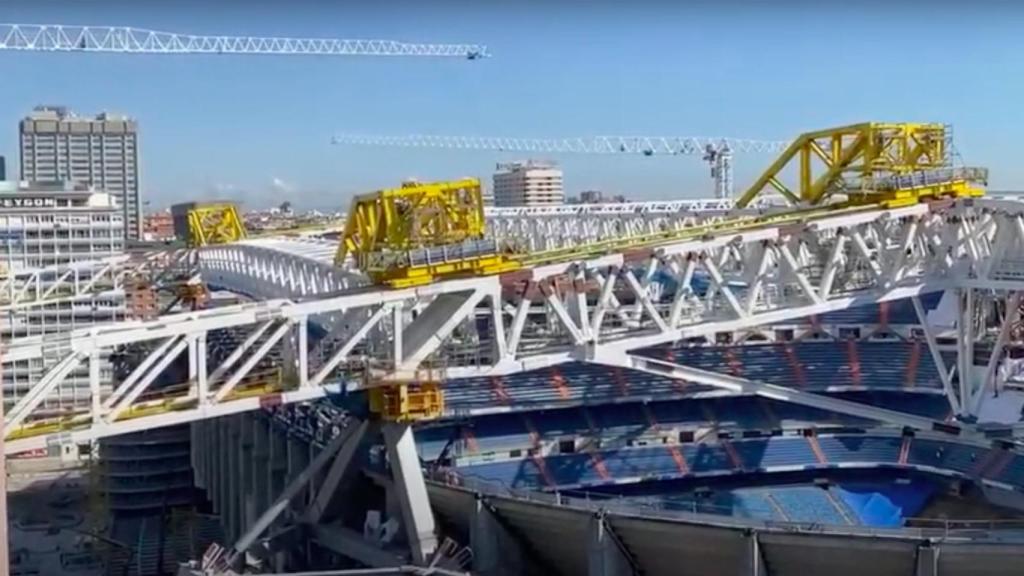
[736,123,952,208]
[368,382,444,422]
[186,203,248,247]
[338,178,486,259]
[337,178,518,287]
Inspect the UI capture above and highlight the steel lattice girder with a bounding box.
[6,197,1024,453]
[485,204,767,253]
[0,256,132,311]
[0,23,489,58]
[331,134,789,156]
[198,239,366,298]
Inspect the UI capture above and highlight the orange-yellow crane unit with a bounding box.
[336,178,519,287]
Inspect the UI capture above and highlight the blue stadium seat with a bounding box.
[812,435,901,464]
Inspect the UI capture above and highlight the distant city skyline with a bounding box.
[2,1,1022,210]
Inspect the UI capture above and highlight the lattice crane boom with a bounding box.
[0,23,488,59]
[330,133,789,155]
[331,133,790,199]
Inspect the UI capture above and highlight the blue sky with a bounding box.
[2,0,1023,210]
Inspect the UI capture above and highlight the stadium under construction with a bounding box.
[6,121,1024,576]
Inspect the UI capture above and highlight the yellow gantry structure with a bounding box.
[336,178,518,287]
[735,122,977,208]
[368,382,445,423]
[172,202,248,248]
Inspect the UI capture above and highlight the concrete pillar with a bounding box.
[252,416,270,517]
[268,425,289,573]
[269,427,288,508]
[217,417,228,518]
[209,419,218,503]
[228,415,242,541]
[587,516,632,576]
[287,434,310,514]
[190,422,201,487]
[306,438,317,509]
[470,497,528,576]
[916,543,939,576]
[240,414,255,531]
[742,531,767,576]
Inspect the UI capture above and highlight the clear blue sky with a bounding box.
[3,0,1023,210]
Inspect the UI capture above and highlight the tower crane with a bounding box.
[0,23,488,59]
[331,133,791,199]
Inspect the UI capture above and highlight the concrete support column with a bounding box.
[190,421,200,486]
[268,425,289,573]
[306,438,318,509]
[208,418,218,501]
[252,416,270,517]
[742,531,767,576]
[916,543,939,576]
[269,427,288,510]
[217,417,228,518]
[587,516,632,576]
[470,498,526,576]
[241,414,256,531]
[228,415,243,541]
[287,433,310,514]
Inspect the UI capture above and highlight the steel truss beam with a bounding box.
[616,355,961,435]
[0,23,489,58]
[331,133,789,156]
[0,257,131,311]
[198,239,365,299]
[485,202,764,253]
[2,277,503,453]
[6,198,1024,451]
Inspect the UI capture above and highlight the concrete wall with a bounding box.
[427,481,1024,576]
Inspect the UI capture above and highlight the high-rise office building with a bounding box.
[20,106,141,240]
[492,160,564,207]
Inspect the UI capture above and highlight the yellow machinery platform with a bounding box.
[336,178,519,287]
[368,382,445,423]
[172,201,248,247]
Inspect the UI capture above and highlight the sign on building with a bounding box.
[0,197,57,208]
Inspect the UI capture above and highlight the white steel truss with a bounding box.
[0,257,132,312]
[198,238,365,299]
[331,134,790,155]
[484,199,767,217]
[485,202,769,252]
[0,205,758,309]
[7,197,1024,452]
[0,24,489,59]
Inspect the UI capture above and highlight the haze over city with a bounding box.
[3,0,1024,209]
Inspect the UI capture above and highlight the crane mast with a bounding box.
[0,23,488,58]
[331,133,788,198]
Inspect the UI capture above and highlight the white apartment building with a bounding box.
[0,181,125,415]
[492,160,564,207]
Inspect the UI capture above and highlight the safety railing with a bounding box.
[873,167,988,191]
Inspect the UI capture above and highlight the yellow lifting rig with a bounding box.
[335,178,520,288]
[171,201,249,248]
[736,122,984,208]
